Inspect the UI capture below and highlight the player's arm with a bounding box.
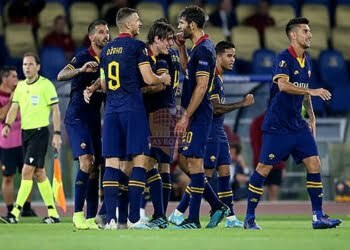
[0,93,14,121]
[57,61,98,81]
[1,102,19,137]
[83,78,102,103]
[276,77,331,101]
[142,67,168,94]
[211,94,255,115]
[175,33,188,72]
[303,94,316,137]
[51,103,62,152]
[186,75,208,118]
[139,64,171,86]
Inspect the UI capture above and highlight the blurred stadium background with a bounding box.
[0,0,349,205]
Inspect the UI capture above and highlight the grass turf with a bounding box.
[0,215,348,250]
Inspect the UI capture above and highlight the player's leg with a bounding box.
[244,133,291,229]
[33,167,60,223]
[145,155,166,228]
[127,111,152,229]
[294,130,342,229]
[117,160,131,229]
[159,163,172,215]
[1,173,15,216]
[203,142,230,228]
[102,113,124,230]
[217,165,243,228]
[65,123,96,229]
[85,163,99,229]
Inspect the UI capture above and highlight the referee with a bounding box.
[0,53,62,224]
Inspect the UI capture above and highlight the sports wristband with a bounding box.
[54,131,61,135]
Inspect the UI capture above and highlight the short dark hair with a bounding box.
[285,17,310,38]
[0,65,17,84]
[116,7,138,27]
[23,52,40,64]
[215,40,235,55]
[153,17,168,24]
[180,5,206,29]
[88,20,108,35]
[147,22,175,44]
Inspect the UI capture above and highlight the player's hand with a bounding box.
[174,113,189,136]
[52,134,62,152]
[175,32,185,47]
[81,61,99,73]
[243,94,255,107]
[83,87,93,103]
[309,119,316,138]
[310,88,331,101]
[161,73,171,86]
[1,126,10,138]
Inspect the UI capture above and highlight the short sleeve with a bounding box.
[272,53,290,83]
[156,59,169,75]
[195,47,213,78]
[137,43,150,67]
[67,53,82,70]
[209,77,221,101]
[44,80,59,106]
[12,85,21,103]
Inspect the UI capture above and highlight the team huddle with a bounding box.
[0,5,342,230]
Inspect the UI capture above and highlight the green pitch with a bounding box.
[0,215,348,250]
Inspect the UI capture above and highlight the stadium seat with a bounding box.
[318,49,349,88]
[307,26,328,59]
[301,4,330,30]
[328,85,350,114]
[108,25,119,40]
[39,2,66,30]
[168,3,187,25]
[236,4,255,24]
[303,0,329,5]
[136,2,165,27]
[252,49,276,74]
[232,26,260,61]
[205,26,226,47]
[265,26,288,53]
[332,27,350,60]
[71,25,87,47]
[237,0,258,4]
[5,24,37,58]
[136,26,150,44]
[70,2,98,27]
[335,5,350,28]
[270,0,298,11]
[40,46,67,81]
[101,2,114,19]
[311,95,326,116]
[337,0,350,4]
[270,5,296,28]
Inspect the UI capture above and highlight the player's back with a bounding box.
[100,34,148,114]
[263,47,311,134]
[182,36,215,123]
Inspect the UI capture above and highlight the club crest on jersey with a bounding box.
[294,70,299,75]
[210,155,216,162]
[80,143,86,149]
[269,153,275,160]
[279,60,287,68]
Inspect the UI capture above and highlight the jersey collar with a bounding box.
[191,34,209,50]
[215,67,223,82]
[117,33,133,38]
[287,45,305,68]
[88,46,100,63]
[146,45,156,63]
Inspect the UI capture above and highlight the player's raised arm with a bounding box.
[139,63,171,86]
[212,94,254,115]
[175,32,188,72]
[57,60,98,81]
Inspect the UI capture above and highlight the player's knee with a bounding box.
[158,163,170,173]
[120,161,132,176]
[79,154,94,172]
[304,156,321,173]
[256,163,273,177]
[21,165,35,180]
[105,157,120,169]
[145,157,157,171]
[187,158,204,174]
[204,168,214,177]
[217,165,230,177]
[2,175,14,185]
[33,168,46,182]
